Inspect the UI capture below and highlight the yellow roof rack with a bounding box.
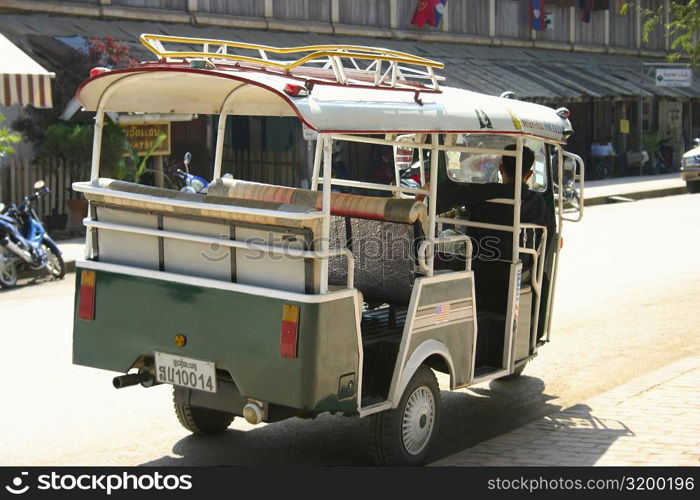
[140,34,445,91]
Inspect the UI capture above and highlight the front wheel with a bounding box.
[687,180,700,194]
[371,365,440,466]
[44,244,65,280]
[0,246,17,288]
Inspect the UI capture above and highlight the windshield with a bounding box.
[445,134,548,192]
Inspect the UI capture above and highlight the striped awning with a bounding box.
[0,33,53,108]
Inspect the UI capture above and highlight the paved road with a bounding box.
[1,193,699,465]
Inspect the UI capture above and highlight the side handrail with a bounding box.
[417,234,474,274]
[84,219,355,290]
[518,224,547,294]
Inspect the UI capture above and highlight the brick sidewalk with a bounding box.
[433,357,700,466]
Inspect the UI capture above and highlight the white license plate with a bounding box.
[154,352,217,393]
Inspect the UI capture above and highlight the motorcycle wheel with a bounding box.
[0,246,18,288]
[594,159,613,179]
[44,245,65,280]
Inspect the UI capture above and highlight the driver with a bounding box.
[424,144,554,264]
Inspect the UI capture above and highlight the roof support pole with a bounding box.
[311,136,323,190]
[212,115,227,180]
[90,110,104,181]
[213,85,247,179]
[488,0,496,38]
[511,136,523,264]
[426,133,439,277]
[320,134,332,293]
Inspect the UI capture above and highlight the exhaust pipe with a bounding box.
[3,239,33,264]
[113,371,155,389]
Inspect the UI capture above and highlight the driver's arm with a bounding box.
[434,180,504,213]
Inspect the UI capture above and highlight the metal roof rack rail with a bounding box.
[140,34,445,91]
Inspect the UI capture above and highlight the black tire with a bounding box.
[174,392,235,435]
[497,362,527,381]
[0,247,17,289]
[687,181,700,194]
[44,245,65,280]
[371,365,440,466]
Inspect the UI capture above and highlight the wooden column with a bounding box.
[389,0,398,29]
[569,5,576,44]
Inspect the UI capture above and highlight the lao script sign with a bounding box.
[655,68,692,87]
[120,122,171,156]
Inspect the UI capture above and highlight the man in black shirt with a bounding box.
[432,143,554,264]
[426,143,555,313]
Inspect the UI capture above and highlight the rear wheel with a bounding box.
[44,245,65,279]
[0,247,17,289]
[687,180,700,194]
[371,365,440,466]
[174,391,235,435]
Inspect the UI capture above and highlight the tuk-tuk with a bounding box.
[71,34,585,465]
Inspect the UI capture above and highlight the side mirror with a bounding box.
[183,152,192,171]
[560,152,585,222]
[34,180,46,190]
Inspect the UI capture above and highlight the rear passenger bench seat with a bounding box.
[84,178,428,304]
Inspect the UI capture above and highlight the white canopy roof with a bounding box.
[0,33,54,108]
[77,65,571,142]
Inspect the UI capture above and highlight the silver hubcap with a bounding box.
[0,248,16,283]
[401,386,435,456]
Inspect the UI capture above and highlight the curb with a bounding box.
[584,185,688,207]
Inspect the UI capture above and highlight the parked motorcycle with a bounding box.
[175,152,209,194]
[653,137,675,174]
[0,180,66,289]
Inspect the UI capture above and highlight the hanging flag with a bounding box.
[578,0,592,23]
[529,0,546,31]
[411,0,448,28]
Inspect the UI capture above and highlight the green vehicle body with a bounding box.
[73,267,361,414]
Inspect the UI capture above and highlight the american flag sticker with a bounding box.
[435,303,451,323]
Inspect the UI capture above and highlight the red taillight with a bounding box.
[280,305,300,358]
[89,67,109,77]
[283,83,308,97]
[78,270,96,321]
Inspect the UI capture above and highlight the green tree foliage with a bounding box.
[40,121,128,176]
[622,0,700,66]
[0,114,21,157]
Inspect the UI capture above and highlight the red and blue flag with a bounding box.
[529,0,546,31]
[411,0,448,28]
[579,0,592,23]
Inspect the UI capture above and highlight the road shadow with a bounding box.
[140,375,564,466]
[434,403,635,466]
[0,274,55,293]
